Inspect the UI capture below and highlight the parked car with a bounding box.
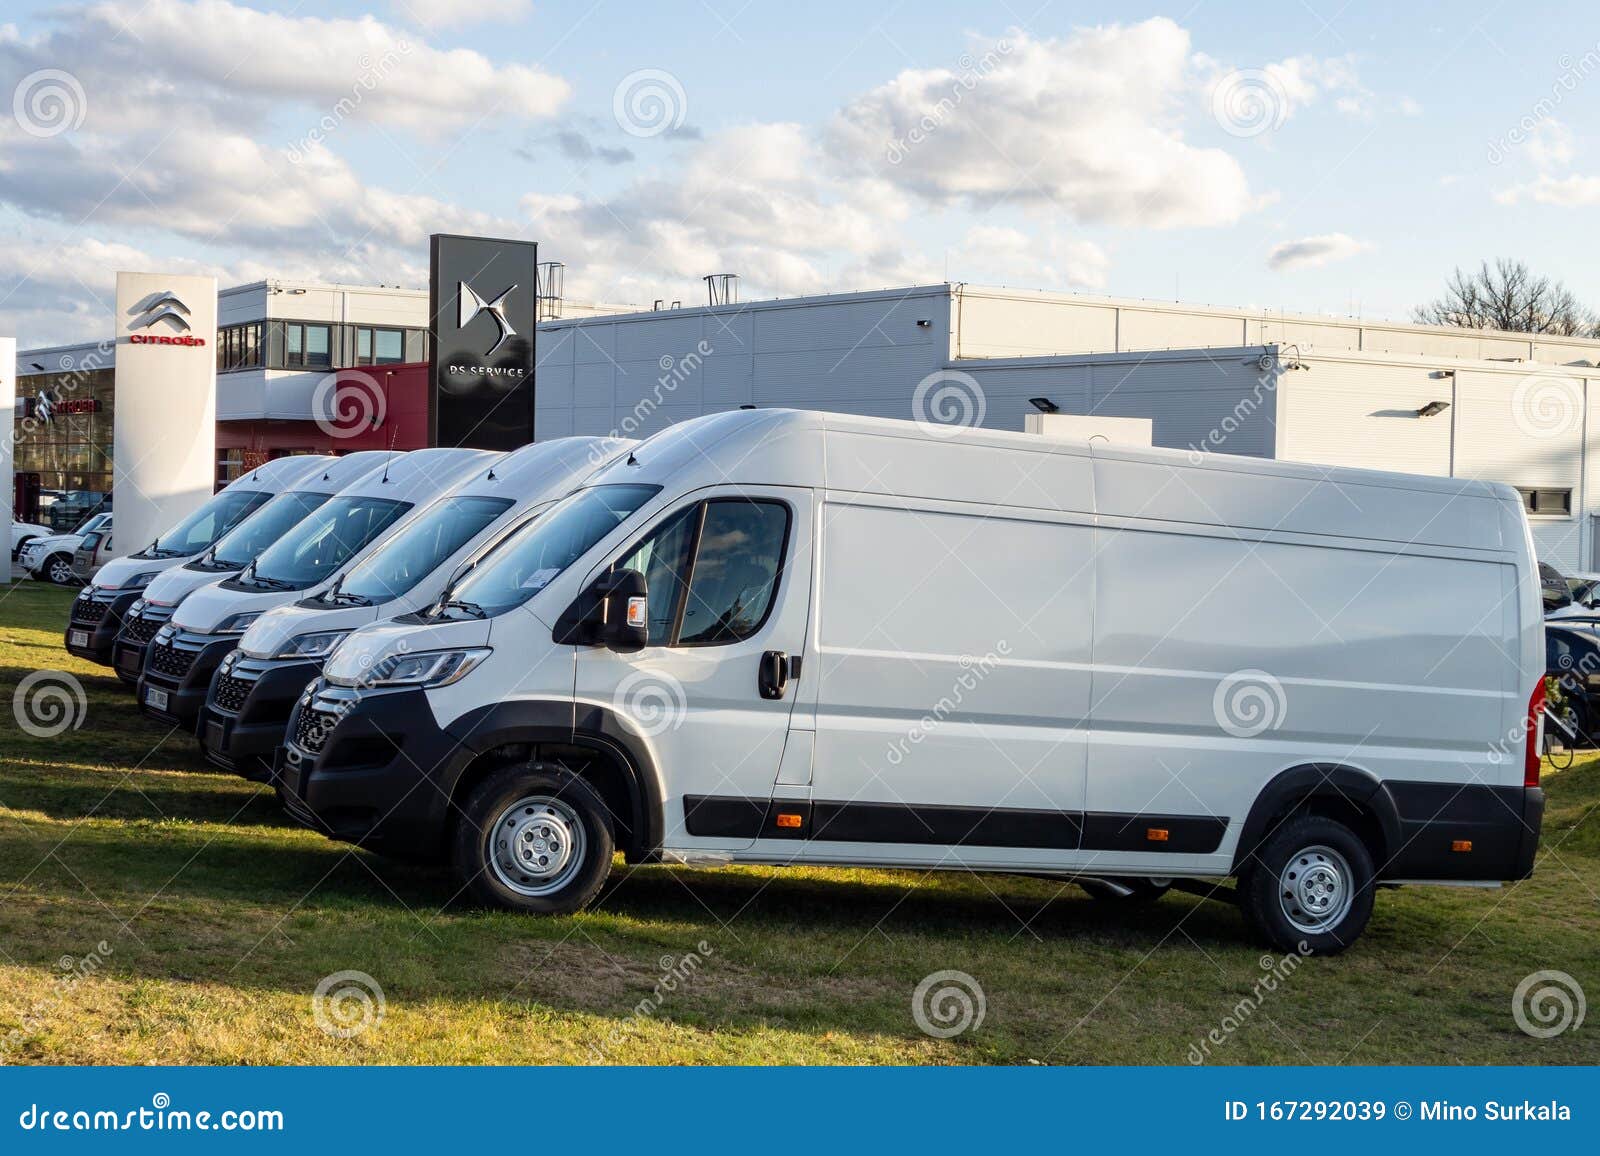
[274,409,1546,955]
[1540,561,1573,614]
[203,437,630,778]
[17,513,111,585]
[1545,619,1600,747]
[109,453,389,687]
[11,518,52,560]
[137,448,494,730]
[65,456,332,668]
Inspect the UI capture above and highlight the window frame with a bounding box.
[283,322,333,369]
[611,496,792,649]
[1518,487,1573,517]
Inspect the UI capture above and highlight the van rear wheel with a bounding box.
[453,763,614,915]
[1238,814,1375,955]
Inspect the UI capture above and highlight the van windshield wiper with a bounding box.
[438,598,488,619]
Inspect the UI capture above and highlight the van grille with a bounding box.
[148,641,197,679]
[212,673,253,714]
[120,614,164,644]
[70,599,109,625]
[293,707,340,754]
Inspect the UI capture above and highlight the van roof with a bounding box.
[451,437,634,499]
[335,446,500,502]
[232,453,335,491]
[290,450,392,494]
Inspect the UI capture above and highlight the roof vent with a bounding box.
[704,273,738,307]
[536,262,565,321]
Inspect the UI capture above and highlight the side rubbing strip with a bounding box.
[682,796,1228,854]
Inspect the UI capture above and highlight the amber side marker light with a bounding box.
[1146,827,1170,843]
[1451,839,1473,853]
[775,813,804,829]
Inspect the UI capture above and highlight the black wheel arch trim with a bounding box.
[442,698,665,862]
[1231,763,1401,876]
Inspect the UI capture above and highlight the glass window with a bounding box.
[443,484,659,617]
[374,329,404,364]
[613,506,698,645]
[245,495,411,590]
[334,494,513,603]
[283,323,332,369]
[356,328,372,362]
[678,501,789,645]
[209,491,334,569]
[147,488,275,558]
[286,324,302,360]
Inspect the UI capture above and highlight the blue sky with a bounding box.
[2,0,1597,346]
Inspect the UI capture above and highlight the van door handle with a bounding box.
[759,650,788,699]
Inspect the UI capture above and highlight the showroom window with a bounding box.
[284,322,332,369]
[355,326,406,366]
[217,323,263,372]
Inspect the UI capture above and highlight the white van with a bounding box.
[201,437,631,777]
[137,448,494,729]
[110,452,391,686]
[65,456,332,668]
[276,410,1545,953]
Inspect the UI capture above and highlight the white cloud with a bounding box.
[1266,233,1371,271]
[1525,119,1576,169]
[1495,172,1600,207]
[829,22,1261,228]
[950,225,1109,291]
[393,0,534,28]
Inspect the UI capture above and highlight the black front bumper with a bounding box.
[136,632,241,729]
[64,590,141,667]
[279,684,466,860]
[199,655,324,779]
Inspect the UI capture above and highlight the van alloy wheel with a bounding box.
[1278,844,1353,934]
[490,796,587,898]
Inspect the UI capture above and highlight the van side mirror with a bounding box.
[553,568,649,649]
[596,569,649,652]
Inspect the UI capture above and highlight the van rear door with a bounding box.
[572,487,813,851]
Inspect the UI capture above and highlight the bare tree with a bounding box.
[1413,258,1595,336]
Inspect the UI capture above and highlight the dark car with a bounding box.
[1541,561,1573,614]
[1545,620,1600,746]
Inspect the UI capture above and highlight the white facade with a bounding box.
[536,283,1600,571]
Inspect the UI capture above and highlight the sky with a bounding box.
[1,0,1597,348]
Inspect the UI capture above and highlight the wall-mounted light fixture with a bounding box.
[916,319,933,328]
[1417,400,1451,418]
[1429,369,1456,380]
[1029,397,1060,414]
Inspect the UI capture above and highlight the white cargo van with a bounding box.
[110,452,391,686]
[137,448,494,729]
[277,410,1545,953]
[201,437,631,777]
[65,456,332,668]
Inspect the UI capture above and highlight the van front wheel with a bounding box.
[1238,815,1375,955]
[454,763,614,915]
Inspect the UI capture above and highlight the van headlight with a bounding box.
[274,630,351,660]
[368,648,491,689]
[214,611,263,635]
[120,571,161,591]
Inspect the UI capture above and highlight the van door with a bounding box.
[572,487,812,851]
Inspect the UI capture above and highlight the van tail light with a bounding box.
[1525,679,1546,788]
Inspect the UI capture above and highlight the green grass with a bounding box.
[1,579,1596,1065]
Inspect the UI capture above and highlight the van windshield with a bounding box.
[441,484,659,618]
[242,495,411,591]
[331,494,515,604]
[208,491,334,569]
[145,489,273,558]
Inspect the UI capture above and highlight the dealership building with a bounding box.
[15,277,1600,570]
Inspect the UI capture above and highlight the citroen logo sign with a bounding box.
[135,292,192,331]
[458,281,517,356]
